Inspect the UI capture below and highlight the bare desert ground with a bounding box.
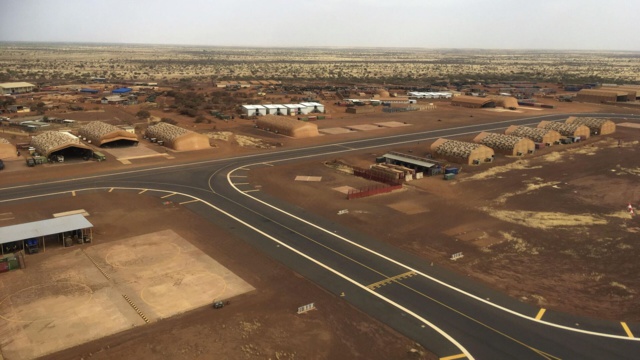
[0,192,434,360]
[249,126,640,322]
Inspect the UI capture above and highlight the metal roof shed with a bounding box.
[0,214,94,253]
[112,87,132,94]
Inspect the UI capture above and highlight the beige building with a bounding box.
[537,121,590,139]
[430,138,494,165]
[473,132,535,156]
[256,115,319,138]
[0,82,35,95]
[451,96,495,108]
[145,123,210,151]
[565,117,616,135]
[505,126,561,145]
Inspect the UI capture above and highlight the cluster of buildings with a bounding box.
[215,80,281,88]
[241,102,324,117]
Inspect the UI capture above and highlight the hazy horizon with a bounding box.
[1,0,638,51]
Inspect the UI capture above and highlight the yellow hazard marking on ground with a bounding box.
[108,188,114,193]
[621,322,634,338]
[179,199,199,205]
[138,189,147,194]
[535,308,546,320]
[367,271,417,290]
[71,191,76,197]
[234,182,250,185]
[161,193,175,199]
[440,353,467,360]
[244,189,260,193]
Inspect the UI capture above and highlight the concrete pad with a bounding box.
[517,107,543,111]
[103,143,161,160]
[618,122,640,129]
[387,201,429,215]
[333,186,356,194]
[484,108,523,113]
[53,209,90,217]
[374,121,412,128]
[0,230,253,360]
[295,176,322,182]
[346,124,382,131]
[319,127,354,135]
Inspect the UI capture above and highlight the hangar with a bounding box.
[505,126,562,145]
[0,137,17,158]
[0,82,35,95]
[600,86,639,100]
[430,138,494,165]
[451,96,496,108]
[487,95,519,109]
[30,131,92,159]
[144,122,210,151]
[79,121,139,147]
[565,117,616,135]
[575,89,635,103]
[256,115,319,138]
[473,132,535,156]
[537,121,590,139]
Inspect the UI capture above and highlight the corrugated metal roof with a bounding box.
[383,153,438,168]
[0,82,36,88]
[0,214,93,245]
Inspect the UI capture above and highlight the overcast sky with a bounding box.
[1,0,638,50]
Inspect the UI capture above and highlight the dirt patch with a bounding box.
[0,191,431,360]
[249,128,640,321]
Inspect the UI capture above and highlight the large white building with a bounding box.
[300,102,325,114]
[0,82,36,95]
[241,105,266,116]
[408,91,452,99]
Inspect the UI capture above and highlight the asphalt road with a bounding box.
[2,112,640,359]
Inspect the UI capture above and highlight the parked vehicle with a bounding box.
[93,151,106,161]
[26,158,35,167]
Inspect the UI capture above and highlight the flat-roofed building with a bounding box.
[0,82,35,94]
[576,89,635,103]
[241,105,266,116]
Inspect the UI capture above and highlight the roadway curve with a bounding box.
[1,113,639,359]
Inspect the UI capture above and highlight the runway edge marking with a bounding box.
[621,322,634,338]
[227,159,640,342]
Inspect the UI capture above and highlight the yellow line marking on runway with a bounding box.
[71,191,76,197]
[440,354,467,360]
[234,183,250,185]
[161,193,175,199]
[535,308,546,320]
[622,322,634,338]
[138,189,147,194]
[261,162,273,166]
[230,175,247,178]
[367,271,416,290]
[179,199,199,205]
[108,188,114,193]
[244,189,260,193]
[238,167,250,171]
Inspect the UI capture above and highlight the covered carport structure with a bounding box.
[0,214,94,254]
